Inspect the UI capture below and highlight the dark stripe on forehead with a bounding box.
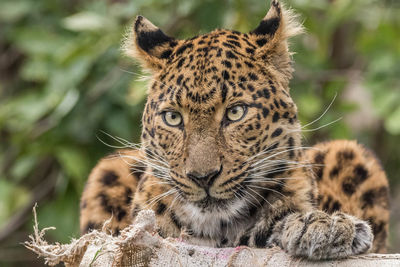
[221,83,228,103]
[175,88,182,107]
[186,87,217,103]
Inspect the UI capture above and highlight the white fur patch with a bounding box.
[177,198,255,246]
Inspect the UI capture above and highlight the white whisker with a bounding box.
[250,147,314,169]
[237,184,261,209]
[96,130,142,149]
[301,92,337,129]
[245,176,304,182]
[291,117,342,133]
[144,187,178,209]
[247,184,287,199]
[251,164,312,176]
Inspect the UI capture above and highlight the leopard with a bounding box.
[79,0,390,260]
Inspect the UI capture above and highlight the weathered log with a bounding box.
[25,208,400,267]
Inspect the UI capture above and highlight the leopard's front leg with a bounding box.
[241,207,373,260]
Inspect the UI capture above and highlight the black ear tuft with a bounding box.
[252,17,280,36]
[135,16,175,53]
[124,15,179,71]
[251,0,281,36]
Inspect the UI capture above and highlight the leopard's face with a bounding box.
[127,1,303,209]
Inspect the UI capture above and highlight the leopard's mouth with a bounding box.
[190,174,257,213]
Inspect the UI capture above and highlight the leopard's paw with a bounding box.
[281,211,373,260]
[282,211,332,259]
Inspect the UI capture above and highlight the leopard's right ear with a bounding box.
[123,16,180,72]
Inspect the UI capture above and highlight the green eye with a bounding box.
[162,111,183,127]
[226,105,247,122]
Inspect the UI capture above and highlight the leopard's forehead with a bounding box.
[150,29,282,110]
[166,29,259,66]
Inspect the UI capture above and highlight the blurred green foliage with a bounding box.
[0,0,399,265]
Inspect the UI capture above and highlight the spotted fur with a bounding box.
[80,0,389,259]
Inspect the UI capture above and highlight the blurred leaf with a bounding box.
[109,2,138,19]
[11,27,69,56]
[20,58,50,82]
[56,146,90,192]
[0,92,52,131]
[385,106,400,135]
[330,121,351,139]
[373,88,400,116]
[63,12,116,32]
[127,79,148,105]
[298,94,322,119]
[10,154,38,182]
[0,180,30,228]
[104,110,134,139]
[51,89,80,121]
[0,0,32,23]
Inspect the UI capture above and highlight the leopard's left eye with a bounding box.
[226,105,247,122]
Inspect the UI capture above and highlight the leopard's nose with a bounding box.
[186,166,222,189]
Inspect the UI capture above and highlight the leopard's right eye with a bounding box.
[226,105,247,122]
[162,111,183,127]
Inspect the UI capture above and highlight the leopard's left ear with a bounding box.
[250,0,303,86]
[123,16,180,72]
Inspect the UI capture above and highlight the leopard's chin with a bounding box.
[193,195,235,211]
